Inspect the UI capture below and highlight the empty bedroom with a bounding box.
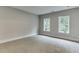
[0,6,79,53]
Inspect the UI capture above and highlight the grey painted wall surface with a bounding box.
[39,7,79,42]
[0,7,38,41]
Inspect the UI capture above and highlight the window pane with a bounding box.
[43,17,50,31]
[59,16,70,34]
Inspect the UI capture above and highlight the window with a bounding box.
[58,16,70,34]
[43,17,50,31]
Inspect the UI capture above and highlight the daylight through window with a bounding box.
[43,17,50,31]
[58,16,70,34]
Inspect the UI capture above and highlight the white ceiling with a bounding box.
[12,6,78,15]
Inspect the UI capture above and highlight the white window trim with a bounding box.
[43,16,50,32]
[58,16,70,34]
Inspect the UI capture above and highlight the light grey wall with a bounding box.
[39,7,79,42]
[0,7,38,41]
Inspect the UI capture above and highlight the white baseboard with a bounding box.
[0,34,37,44]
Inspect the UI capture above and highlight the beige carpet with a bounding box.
[0,35,79,53]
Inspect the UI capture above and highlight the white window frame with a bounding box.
[43,16,50,32]
[58,16,70,34]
